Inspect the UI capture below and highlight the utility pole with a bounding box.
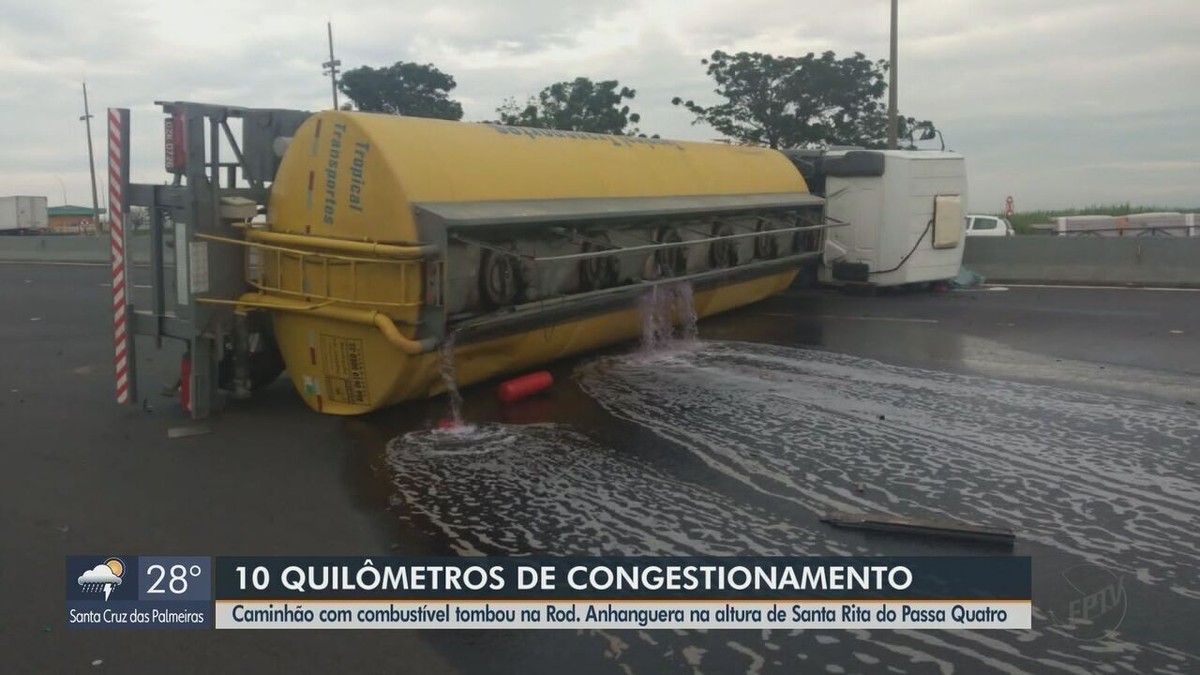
[322,22,341,110]
[81,82,102,236]
[887,0,899,150]
[53,175,68,205]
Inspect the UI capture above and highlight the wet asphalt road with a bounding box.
[2,261,1197,674]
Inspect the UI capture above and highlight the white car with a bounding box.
[965,215,1015,236]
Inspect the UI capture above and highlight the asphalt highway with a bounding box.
[2,262,1197,674]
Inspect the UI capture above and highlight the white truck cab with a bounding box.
[785,149,968,287]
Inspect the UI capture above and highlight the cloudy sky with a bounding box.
[1,0,1196,212]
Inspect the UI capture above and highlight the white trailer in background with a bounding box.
[785,150,968,287]
[1054,212,1195,237]
[0,196,49,234]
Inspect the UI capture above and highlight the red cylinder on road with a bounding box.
[498,371,554,403]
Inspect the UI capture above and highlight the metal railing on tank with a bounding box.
[194,229,429,310]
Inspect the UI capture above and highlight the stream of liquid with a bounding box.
[638,282,699,352]
[434,284,698,428]
[438,330,464,426]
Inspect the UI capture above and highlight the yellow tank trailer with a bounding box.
[117,103,831,418]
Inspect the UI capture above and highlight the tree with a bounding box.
[672,50,934,149]
[339,62,464,120]
[128,206,150,232]
[497,77,644,135]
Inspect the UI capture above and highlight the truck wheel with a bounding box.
[217,319,285,392]
[580,232,619,290]
[755,221,780,259]
[654,228,687,277]
[480,248,521,308]
[709,223,738,268]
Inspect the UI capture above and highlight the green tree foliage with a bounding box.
[127,206,150,231]
[338,62,464,120]
[672,50,935,149]
[497,77,644,135]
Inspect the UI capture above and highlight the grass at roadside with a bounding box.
[997,204,1198,234]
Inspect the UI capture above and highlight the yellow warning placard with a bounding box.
[319,334,370,406]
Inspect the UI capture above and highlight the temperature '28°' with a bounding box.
[147,564,204,595]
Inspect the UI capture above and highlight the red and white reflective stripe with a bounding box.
[109,109,131,404]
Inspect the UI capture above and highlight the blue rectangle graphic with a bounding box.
[213,556,1031,601]
[66,556,212,630]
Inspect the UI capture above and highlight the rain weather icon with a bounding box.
[77,558,125,602]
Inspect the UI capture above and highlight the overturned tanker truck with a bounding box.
[108,102,959,419]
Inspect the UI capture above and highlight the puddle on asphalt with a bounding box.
[577,341,1200,601]
[399,422,520,457]
[379,339,1199,674]
[386,420,848,558]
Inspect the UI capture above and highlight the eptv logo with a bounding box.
[1068,579,1124,622]
[1050,564,1127,641]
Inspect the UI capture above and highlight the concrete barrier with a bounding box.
[963,236,1200,287]
[9,233,1199,288]
[0,235,151,264]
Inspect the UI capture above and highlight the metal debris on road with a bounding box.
[167,425,212,439]
[821,511,1016,546]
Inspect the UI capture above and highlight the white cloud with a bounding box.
[78,565,122,585]
[0,0,1197,211]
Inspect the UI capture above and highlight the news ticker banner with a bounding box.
[66,556,1030,630]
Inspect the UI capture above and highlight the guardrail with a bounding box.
[0,234,152,264]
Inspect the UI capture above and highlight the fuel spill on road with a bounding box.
[374,338,1198,674]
